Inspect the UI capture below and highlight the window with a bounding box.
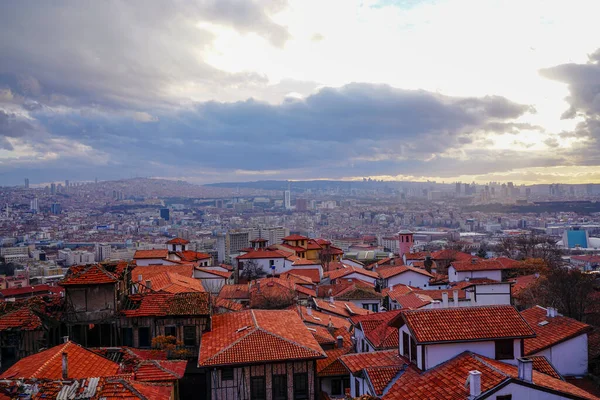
[269,260,275,267]
[355,378,360,396]
[138,327,151,347]
[410,336,417,363]
[221,367,234,381]
[121,328,133,347]
[371,303,379,312]
[164,326,176,338]
[495,339,514,360]
[496,396,512,400]
[251,376,266,400]
[362,303,369,310]
[293,373,308,400]
[272,374,287,400]
[331,379,342,396]
[402,332,410,358]
[183,326,196,346]
[361,340,369,352]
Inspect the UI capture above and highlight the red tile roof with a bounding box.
[134,360,187,382]
[530,355,562,379]
[451,258,522,272]
[383,351,598,400]
[392,292,432,310]
[366,366,404,395]
[214,297,245,312]
[166,237,189,245]
[198,310,326,367]
[0,307,42,331]
[286,267,321,283]
[134,249,169,259]
[510,273,540,296]
[133,264,194,280]
[308,325,336,345]
[218,284,250,300]
[395,305,536,344]
[176,250,211,261]
[521,306,593,355]
[351,311,403,350]
[0,341,120,379]
[122,292,210,317]
[283,234,310,241]
[340,350,406,374]
[293,305,351,330]
[378,265,433,279]
[195,267,232,279]
[312,298,371,318]
[60,264,123,286]
[317,347,353,377]
[140,271,205,294]
[325,265,379,281]
[0,284,60,298]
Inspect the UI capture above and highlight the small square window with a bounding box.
[495,339,514,360]
[183,326,196,346]
[164,326,176,338]
[221,367,234,381]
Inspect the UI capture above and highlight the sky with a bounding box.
[1,0,600,186]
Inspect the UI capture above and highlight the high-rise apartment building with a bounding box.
[248,226,290,246]
[284,190,291,209]
[24,178,29,189]
[216,231,250,263]
[95,243,112,262]
[30,197,39,213]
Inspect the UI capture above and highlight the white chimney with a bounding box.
[453,290,459,307]
[145,280,152,290]
[329,296,334,304]
[389,284,394,291]
[442,292,449,308]
[518,358,533,383]
[306,306,312,316]
[468,370,481,397]
[432,300,441,309]
[62,353,68,380]
[138,274,143,282]
[468,291,476,306]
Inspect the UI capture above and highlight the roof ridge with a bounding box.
[32,341,71,378]
[201,312,258,365]
[143,360,179,378]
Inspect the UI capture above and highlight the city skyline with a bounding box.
[1,0,600,185]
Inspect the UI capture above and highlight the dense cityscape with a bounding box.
[3,0,600,399]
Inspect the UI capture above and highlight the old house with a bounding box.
[119,291,211,351]
[60,262,131,347]
[198,309,326,400]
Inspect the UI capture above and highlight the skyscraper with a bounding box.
[24,178,29,189]
[50,183,56,195]
[30,197,39,213]
[160,208,170,221]
[284,190,291,209]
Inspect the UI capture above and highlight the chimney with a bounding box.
[471,258,478,264]
[62,353,68,380]
[145,280,152,290]
[518,358,533,382]
[546,307,552,317]
[468,291,476,305]
[256,281,260,292]
[329,296,334,304]
[336,335,344,348]
[62,336,69,343]
[453,290,459,307]
[432,300,441,308]
[389,284,394,291]
[468,370,481,397]
[442,292,449,308]
[307,306,312,316]
[138,274,143,282]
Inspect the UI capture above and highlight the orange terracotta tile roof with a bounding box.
[325,265,379,281]
[392,292,433,310]
[530,355,562,379]
[140,271,205,294]
[510,273,540,296]
[281,271,317,285]
[198,309,326,367]
[293,305,352,330]
[250,277,316,299]
[411,288,467,301]
[196,267,232,279]
[122,292,210,317]
[352,310,403,350]
[283,234,310,241]
[134,249,169,259]
[237,249,288,259]
[521,305,593,355]
[133,264,194,281]
[177,250,211,261]
[431,250,475,261]
[334,284,383,301]
[286,267,321,283]
[306,240,323,250]
[395,305,536,344]
[218,284,250,300]
[0,284,59,298]
[340,350,406,374]
[404,252,429,260]
[366,366,404,395]
[166,237,189,245]
[317,347,353,377]
[312,298,371,318]
[214,297,245,312]
[378,265,433,279]
[134,360,187,382]
[0,307,42,331]
[0,341,120,379]
[60,264,121,286]
[308,325,336,345]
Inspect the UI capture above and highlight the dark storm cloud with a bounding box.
[0,1,288,110]
[13,83,536,183]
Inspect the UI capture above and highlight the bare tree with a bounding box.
[239,260,267,282]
